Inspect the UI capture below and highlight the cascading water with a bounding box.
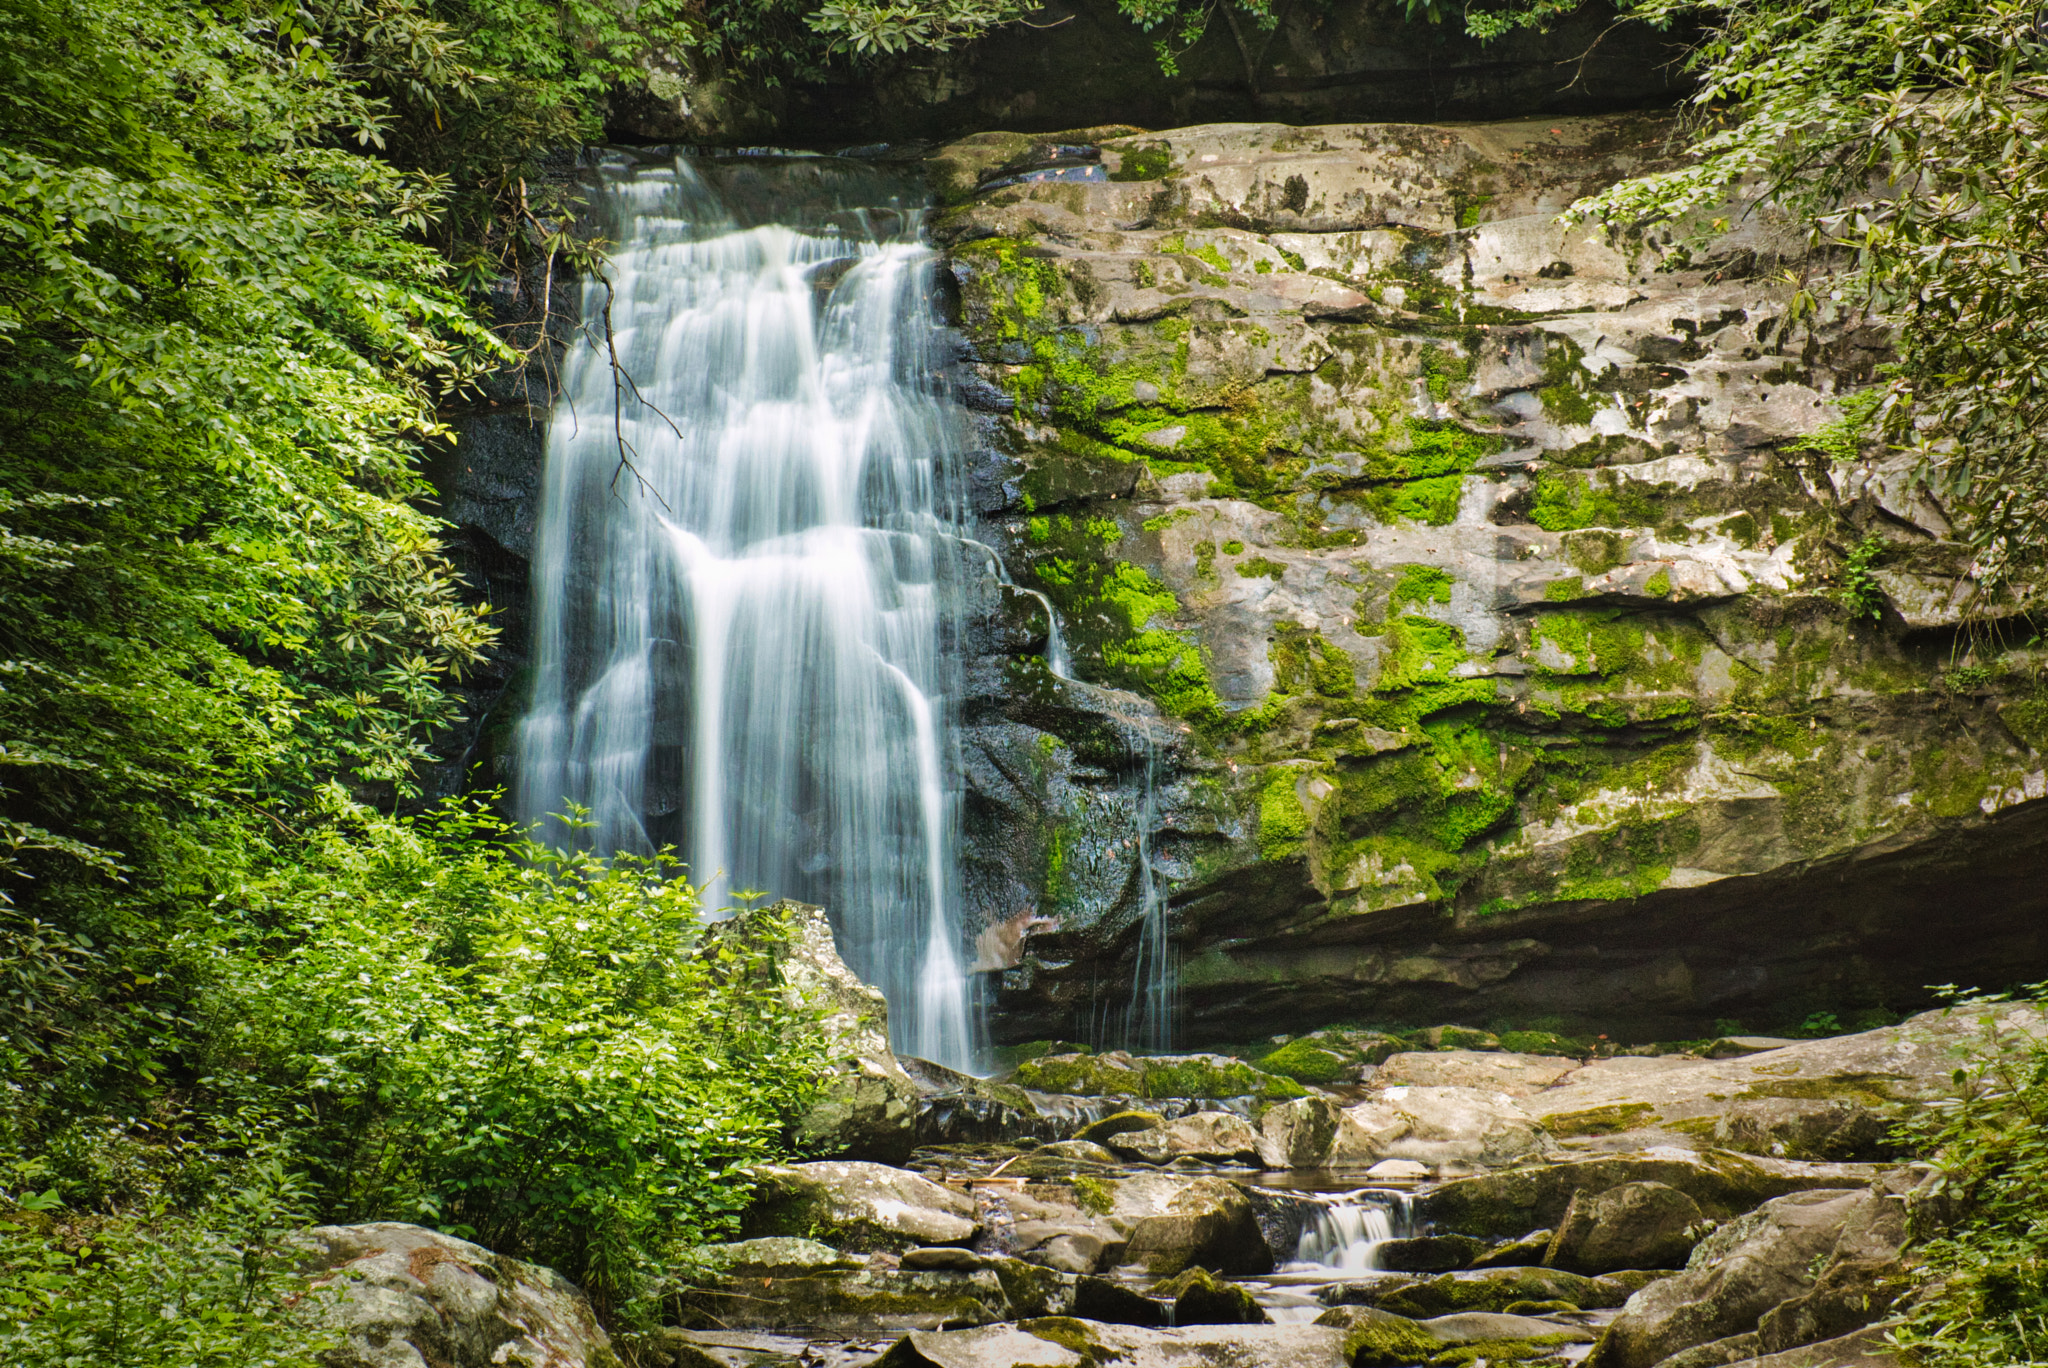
[516,150,978,1070]
[1291,1191,1417,1272]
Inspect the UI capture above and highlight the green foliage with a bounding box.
[0,1154,333,1368]
[1891,988,2048,1368]
[1552,0,2048,589]
[196,804,824,1307]
[1110,143,1174,182]
[1838,536,1888,622]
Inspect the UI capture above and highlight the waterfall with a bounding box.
[1291,1191,1416,1271]
[1123,741,1174,1051]
[516,151,978,1071]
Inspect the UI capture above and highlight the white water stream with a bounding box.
[1291,1190,1415,1272]
[517,153,978,1070]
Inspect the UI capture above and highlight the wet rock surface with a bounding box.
[925,112,2048,1045]
[627,1012,1999,1367]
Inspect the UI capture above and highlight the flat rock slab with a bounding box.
[1530,1008,2047,1139]
[878,1319,1350,1367]
[1376,1050,1579,1097]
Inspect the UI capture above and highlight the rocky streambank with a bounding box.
[307,978,2042,1368]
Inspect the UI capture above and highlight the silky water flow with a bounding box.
[516,151,979,1071]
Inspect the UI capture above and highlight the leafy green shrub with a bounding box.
[190,801,827,1310]
[0,1153,330,1368]
[1891,987,2048,1367]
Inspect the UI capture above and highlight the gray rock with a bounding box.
[681,1268,1014,1334]
[752,903,922,1162]
[1545,1181,1705,1273]
[1374,1235,1486,1273]
[1156,1265,1270,1325]
[1073,1275,1169,1327]
[1329,1265,1635,1316]
[901,1247,992,1271]
[1530,1009,2046,1144]
[1075,1110,1165,1144]
[1038,1139,1121,1163]
[1120,1176,1273,1276]
[1714,1098,1896,1163]
[1423,1311,1596,1344]
[1719,1325,1905,1367]
[743,1161,980,1250]
[1109,1111,1261,1163]
[1650,1334,1761,1368]
[1257,1096,1342,1169]
[1375,1050,1579,1097]
[691,1237,863,1277]
[1471,1230,1554,1268]
[1331,1086,1550,1167]
[1422,1149,1883,1237]
[294,1223,612,1368]
[876,1319,1351,1368]
[1585,1183,1909,1368]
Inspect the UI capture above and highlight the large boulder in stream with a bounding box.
[294,1223,614,1368]
[742,1160,980,1251]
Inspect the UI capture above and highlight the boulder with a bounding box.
[1155,1266,1269,1325]
[1325,1266,1636,1316]
[1073,1275,1170,1327]
[1119,1176,1274,1276]
[1313,1305,1445,1366]
[1754,1259,1909,1355]
[1257,1096,1343,1168]
[1713,1098,1896,1163]
[1421,1149,1882,1236]
[1585,1183,1909,1368]
[1039,1139,1121,1163]
[1424,1311,1596,1346]
[1471,1230,1554,1268]
[742,1161,979,1250]
[1655,1334,1761,1367]
[1074,1110,1164,1144]
[1374,1235,1486,1273]
[1109,1111,1261,1163]
[875,1319,1351,1368]
[689,1237,862,1277]
[679,1268,1015,1333]
[1375,1050,1579,1097]
[1014,1052,1149,1097]
[756,903,923,1162]
[1009,1218,1129,1274]
[1544,1182,1705,1273]
[294,1223,613,1368]
[1331,1086,1550,1167]
[1720,1325,1906,1367]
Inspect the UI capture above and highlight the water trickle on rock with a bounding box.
[517,151,979,1071]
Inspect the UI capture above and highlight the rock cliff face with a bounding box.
[935,115,2048,1045]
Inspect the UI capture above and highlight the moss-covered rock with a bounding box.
[1314,1305,1445,1367]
